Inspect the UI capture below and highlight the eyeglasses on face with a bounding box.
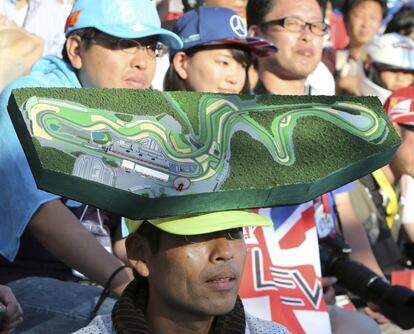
[184,228,244,244]
[84,36,168,58]
[259,17,328,36]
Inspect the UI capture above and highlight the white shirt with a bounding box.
[306,62,336,96]
[0,0,72,57]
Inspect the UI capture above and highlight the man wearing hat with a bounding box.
[385,87,414,184]
[347,86,414,278]
[0,0,182,331]
[365,86,414,269]
[342,86,414,332]
[75,211,291,334]
[386,86,414,268]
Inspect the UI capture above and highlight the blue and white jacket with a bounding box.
[0,56,81,261]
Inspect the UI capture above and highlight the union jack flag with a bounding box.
[240,203,331,334]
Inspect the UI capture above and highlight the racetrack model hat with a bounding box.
[169,7,277,58]
[64,0,183,49]
[126,210,272,235]
[384,86,414,126]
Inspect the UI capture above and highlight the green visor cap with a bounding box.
[126,210,272,235]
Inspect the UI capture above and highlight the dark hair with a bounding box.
[125,221,163,280]
[317,0,331,19]
[342,0,388,22]
[163,63,188,91]
[134,220,163,254]
[164,45,253,93]
[182,0,204,12]
[366,63,388,89]
[385,5,414,36]
[61,28,103,64]
[246,0,277,28]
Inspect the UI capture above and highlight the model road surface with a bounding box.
[22,93,388,198]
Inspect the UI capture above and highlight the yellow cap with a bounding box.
[126,210,272,235]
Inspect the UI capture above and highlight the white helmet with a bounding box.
[367,33,414,71]
[359,33,414,103]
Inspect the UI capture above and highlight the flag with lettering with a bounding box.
[240,203,331,334]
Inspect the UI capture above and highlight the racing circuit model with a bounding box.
[8,88,400,219]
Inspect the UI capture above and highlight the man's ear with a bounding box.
[66,34,83,70]
[172,51,189,80]
[126,233,150,277]
[128,258,150,277]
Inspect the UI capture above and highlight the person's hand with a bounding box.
[0,285,23,334]
[336,75,362,96]
[363,302,390,325]
[322,276,337,305]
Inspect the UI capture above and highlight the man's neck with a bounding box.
[258,69,306,95]
[382,164,398,186]
[347,41,366,60]
[146,299,215,334]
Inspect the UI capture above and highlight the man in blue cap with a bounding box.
[0,0,182,332]
[75,212,290,334]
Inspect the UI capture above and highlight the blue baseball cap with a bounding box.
[64,0,183,49]
[169,7,277,58]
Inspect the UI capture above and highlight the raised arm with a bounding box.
[335,192,384,276]
[29,200,133,295]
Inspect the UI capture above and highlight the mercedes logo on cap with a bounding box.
[230,15,247,37]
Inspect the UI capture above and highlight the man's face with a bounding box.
[69,34,158,89]
[145,229,247,317]
[379,70,414,92]
[252,0,324,80]
[393,125,414,177]
[346,1,383,47]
